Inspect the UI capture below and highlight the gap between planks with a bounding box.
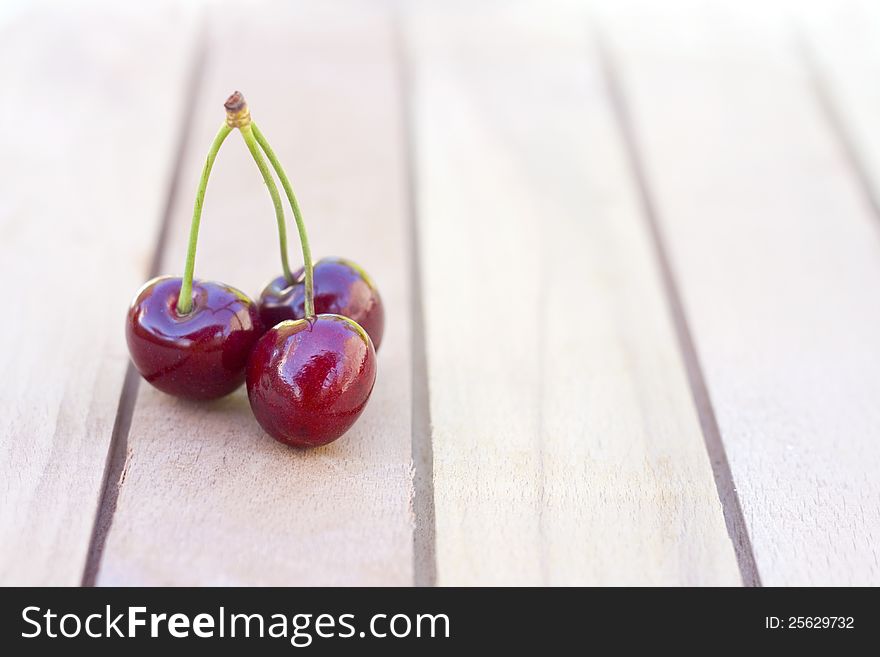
[394,11,438,588]
[81,17,209,587]
[594,28,762,588]
[797,33,880,239]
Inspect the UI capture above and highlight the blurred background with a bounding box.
[2,0,879,586]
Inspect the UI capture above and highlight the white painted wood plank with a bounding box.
[0,2,198,585]
[597,0,880,584]
[408,2,741,585]
[97,0,414,585]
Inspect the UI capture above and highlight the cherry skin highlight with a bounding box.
[246,314,377,448]
[258,257,385,350]
[126,276,264,400]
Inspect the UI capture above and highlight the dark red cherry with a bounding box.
[246,314,377,447]
[126,276,264,400]
[258,257,385,350]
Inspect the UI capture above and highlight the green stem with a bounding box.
[177,123,232,314]
[251,122,315,320]
[239,124,294,287]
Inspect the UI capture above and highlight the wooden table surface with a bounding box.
[2,0,879,586]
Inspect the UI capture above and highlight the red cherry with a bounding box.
[246,314,377,447]
[126,276,263,400]
[258,257,385,350]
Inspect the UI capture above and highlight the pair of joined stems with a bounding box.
[176,102,314,319]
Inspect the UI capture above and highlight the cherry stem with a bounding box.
[177,123,232,315]
[239,124,295,287]
[251,122,315,320]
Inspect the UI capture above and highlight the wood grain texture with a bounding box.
[407,2,741,585]
[596,0,880,584]
[0,2,198,585]
[96,0,414,585]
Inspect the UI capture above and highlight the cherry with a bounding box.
[246,315,377,447]
[126,276,263,400]
[258,257,385,350]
